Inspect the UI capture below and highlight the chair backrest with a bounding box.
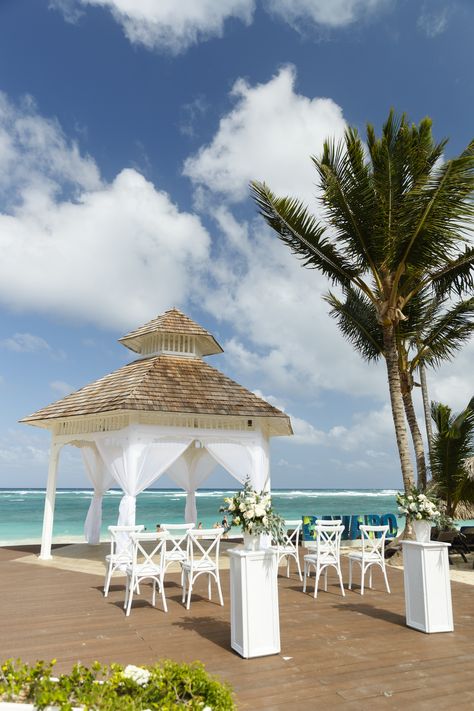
[315,522,344,560]
[280,520,302,549]
[360,525,389,560]
[161,523,195,558]
[187,528,224,569]
[108,525,144,559]
[129,532,168,571]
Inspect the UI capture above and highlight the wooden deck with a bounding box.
[0,544,473,710]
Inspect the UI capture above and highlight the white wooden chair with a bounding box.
[273,519,302,580]
[103,524,144,597]
[124,532,169,616]
[348,524,391,595]
[181,528,224,610]
[304,518,343,554]
[303,522,345,598]
[161,523,195,581]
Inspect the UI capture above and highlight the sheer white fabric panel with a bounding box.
[95,433,192,528]
[204,442,252,486]
[81,445,115,544]
[167,446,216,523]
[204,435,270,492]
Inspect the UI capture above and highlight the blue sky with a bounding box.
[0,0,472,489]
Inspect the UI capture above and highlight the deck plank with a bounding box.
[0,545,473,709]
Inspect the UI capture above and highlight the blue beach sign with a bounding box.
[302,513,398,541]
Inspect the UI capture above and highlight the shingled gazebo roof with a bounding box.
[21,309,292,436]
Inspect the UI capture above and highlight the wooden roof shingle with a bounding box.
[20,355,291,432]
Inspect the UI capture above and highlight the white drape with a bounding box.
[204,434,270,492]
[167,446,216,523]
[81,445,115,544]
[95,430,192,528]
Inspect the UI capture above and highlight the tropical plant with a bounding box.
[0,658,235,710]
[430,398,474,519]
[220,479,285,541]
[325,288,474,489]
[251,111,474,497]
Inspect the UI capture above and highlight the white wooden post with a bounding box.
[39,440,63,560]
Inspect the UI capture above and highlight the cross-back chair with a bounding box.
[348,524,391,595]
[161,523,195,582]
[274,519,302,580]
[104,524,144,597]
[303,522,345,598]
[181,528,224,610]
[124,532,169,616]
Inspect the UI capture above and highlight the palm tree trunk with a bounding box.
[419,361,434,470]
[400,374,427,490]
[383,325,416,493]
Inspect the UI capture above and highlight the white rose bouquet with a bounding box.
[396,488,441,522]
[220,478,285,542]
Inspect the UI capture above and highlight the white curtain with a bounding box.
[167,445,216,523]
[204,435,270,492]
[81,445,115,544]
[95,429,192,529]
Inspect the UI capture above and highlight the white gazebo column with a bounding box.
[39,440,63,560]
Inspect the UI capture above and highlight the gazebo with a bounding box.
[21,308,292,559]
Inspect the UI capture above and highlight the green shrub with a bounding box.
[0,658,235,710]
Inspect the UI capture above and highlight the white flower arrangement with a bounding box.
[220,479,285,542]
[396,488,441,521]
[123,664,151,686]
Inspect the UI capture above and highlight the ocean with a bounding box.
[0,487,405,545]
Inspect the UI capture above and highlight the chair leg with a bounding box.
[314,567,321,599]
[152,580,156,607]
[216,572,224,606]
[104,563,113,597]
[337,564,345,597]
[287,556,290,578]
[382,564,391,594]
[186,577,193,610]
[369,567,373,589]
[182,571,187,604]
[360,565,365,596]
[208,574,212,601]
[324,568,328,592]
[125,576,135,616]
[303,561,308,593]
[295,553,303,582]
[161,576,168,613]
[348,559,352,590]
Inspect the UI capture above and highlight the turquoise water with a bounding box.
[0,488,405,543]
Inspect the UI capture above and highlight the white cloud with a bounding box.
[0,333,51,353]
[50,380,75,396]
[183,66,348,206]
[52,0,392,53]
[0,94,211,331]
[417,2,450,38]
[52,0,255,54]
[265,0,390,29]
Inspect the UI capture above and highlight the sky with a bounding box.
[0,0,473,490]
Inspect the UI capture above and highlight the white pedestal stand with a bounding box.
[401,541,453,633]
[228,547,280,658]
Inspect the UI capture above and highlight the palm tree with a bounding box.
[251,111,474,495]
[324,288,474,490]
[430,398,474,519]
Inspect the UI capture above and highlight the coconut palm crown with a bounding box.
[251,111,474,494]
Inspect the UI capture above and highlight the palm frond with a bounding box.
[429,245,474,298]
[323,288,383,362]
[414,297,474,369]
[250,181,362,289]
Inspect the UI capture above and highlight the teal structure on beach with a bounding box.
[302,513,398,541]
